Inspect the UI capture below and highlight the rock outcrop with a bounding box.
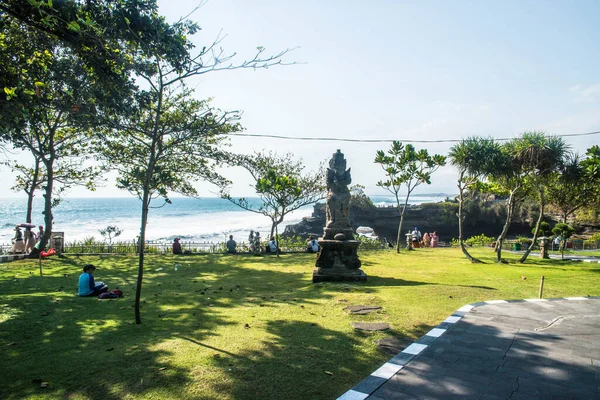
[284,201,536,243]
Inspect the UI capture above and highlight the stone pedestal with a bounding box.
[313,239,366,282]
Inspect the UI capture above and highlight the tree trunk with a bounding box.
[35,159,54,276]
[135,188,150,325]
[495,190,516,263]
[457,174,482,263]
[396,196,409,253]
[275,223,279,258]
[25,157,41,224]
[519,189,545,263]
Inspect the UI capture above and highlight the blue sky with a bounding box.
[2,0,599,198]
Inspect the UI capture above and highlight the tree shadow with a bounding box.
[0,254,338,399]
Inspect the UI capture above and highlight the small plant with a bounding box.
[465,234,495,247]
[532,222,552,237]
[99,225,123,246]
[516,236,533,245]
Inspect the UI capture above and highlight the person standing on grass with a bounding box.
[412,227,422,248]
[226,235,237,254]
[78,264,108,297]
[431,231,439,248]
[423,232,431,248]
[11,226,25,254]
[24,227,36,254]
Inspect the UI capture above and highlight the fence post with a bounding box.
[538,276,545,299]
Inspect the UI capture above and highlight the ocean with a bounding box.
[0,194,450,244]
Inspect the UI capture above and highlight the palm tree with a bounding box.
[512,132,569,263]
[448,137,501,263]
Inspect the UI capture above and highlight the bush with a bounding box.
[465,234,495,247]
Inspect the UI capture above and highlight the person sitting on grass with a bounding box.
[78,264,109,297]
[172,238,182,254]
[268,236,278,254]
[306,235,319,253]
[226,235,237,254]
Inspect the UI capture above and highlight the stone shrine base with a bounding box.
[313,239,365,282]
[312,268,367,282]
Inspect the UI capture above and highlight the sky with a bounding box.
[2,0,600,199]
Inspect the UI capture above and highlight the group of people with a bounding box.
[244,231,279,255]
[411,227,439,248]
[10,225,44,255]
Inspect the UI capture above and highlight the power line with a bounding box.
[228,130,600,144]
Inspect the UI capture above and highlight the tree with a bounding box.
[99,16,294,324]
[483,140,530,263]
[0,0,175,133]
[374,141,446,253]
[547,154,594,223]
[9,157,46,224]
[513,132,568,263]
[99,225,123,246]
[222,151,325,252]
[448,137,501,263]
[551,223,574,260]
[5,34,104,252]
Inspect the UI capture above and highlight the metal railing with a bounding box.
[0,238,388,255]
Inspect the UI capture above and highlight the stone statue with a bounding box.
[313,150,366,282]
[324,150,353,240]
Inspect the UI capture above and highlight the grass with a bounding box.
[1,248,599,400]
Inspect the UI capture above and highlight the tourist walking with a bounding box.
[36,225,44,244]
[431,231,439,248]
[423,232,431,248]
[11,226,25,254]
[24,227,36,254]
[226,235,237,254]
[412,227,422,248]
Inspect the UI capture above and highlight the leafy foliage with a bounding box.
[551,222,575,260]
[223,151,325,242]
[375,141,446,252]
[99,225,123,245]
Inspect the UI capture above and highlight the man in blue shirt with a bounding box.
[78,264,108,297]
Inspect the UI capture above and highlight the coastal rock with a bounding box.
[284,201,538,243]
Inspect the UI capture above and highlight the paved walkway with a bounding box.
[367,299,600,399]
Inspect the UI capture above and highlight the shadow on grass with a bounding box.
[0,254,391,399]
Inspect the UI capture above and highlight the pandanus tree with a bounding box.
[374,141,446,253]
[513,132,568,263]
[486,140,529,263]
[547,154,591,223]
[448,137,501,263]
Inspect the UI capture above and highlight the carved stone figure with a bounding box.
[313,150,366,282]
[323,150,353,240]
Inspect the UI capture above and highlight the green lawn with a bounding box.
[1,248,599,400]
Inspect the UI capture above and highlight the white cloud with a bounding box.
[569,83,600,103]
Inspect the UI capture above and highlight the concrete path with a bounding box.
[368,299,600,399]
